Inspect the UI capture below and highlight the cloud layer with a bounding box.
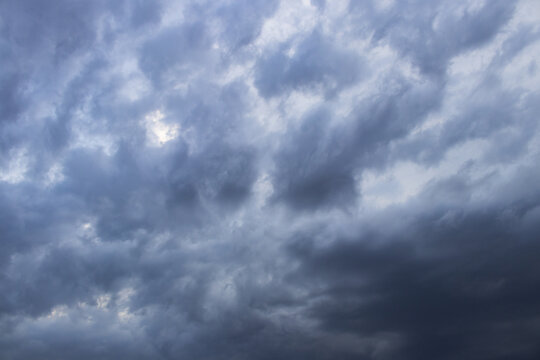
[1,0,540,359]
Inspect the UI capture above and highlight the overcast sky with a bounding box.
[1,0,540,359]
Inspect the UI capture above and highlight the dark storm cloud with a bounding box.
[1,0,540,359]
[288,165,540,360]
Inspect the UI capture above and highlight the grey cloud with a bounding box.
[213,0,279,50]
[255,30,365,98]
[1,0,540,359]
[271,76,442,210]
[351,0,517,77]
[271,109,358,210]
[139,22,211,87]
[0,72,24,125]
[490,25,540,68]
[129,0,164,28]
[1,316,157,360]
[192,144,257,206]
[393,79,540,167]
[287,166,540,360]
[311,0,326,10]
[0,0,99,59]
[164,142,258,217]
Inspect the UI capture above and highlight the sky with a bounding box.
[1,0,540,359]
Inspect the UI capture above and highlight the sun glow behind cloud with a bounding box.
[144,110,180,147]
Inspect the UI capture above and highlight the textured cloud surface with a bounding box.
[1,0,540,359]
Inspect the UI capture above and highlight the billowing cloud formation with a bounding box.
[1,0,540,359]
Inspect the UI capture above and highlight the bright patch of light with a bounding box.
[375,0,395,11]
[0,148,29,184]
[500,42,540,92]
[96,294,111,309]
[144,110,180,147]
[45,305,69,320]
[253,173,274,207]
[116,287,135,322]
[43,163,65,187]
[255,0,319,50]
[361,139,493,209]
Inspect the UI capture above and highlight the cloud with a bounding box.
[255,30,365,98]
[351,0,518,77]
[1,0,539,359]
[288,168,540,359]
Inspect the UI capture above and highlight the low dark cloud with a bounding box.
[289,173,540,359]
[1,0,539,359]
